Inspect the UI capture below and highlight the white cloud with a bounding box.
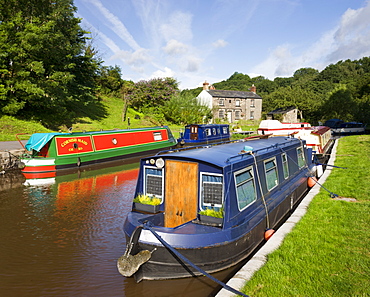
[160,11,193,42]
[111,48,152,66]
[163,39,188,56]
[212,39,228,48]
[328,4,370,62]
[89,0,141,51]
[184,56,202,72]
[252,1,370,78]
[150,67,176,79]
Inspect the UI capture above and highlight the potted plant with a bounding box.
[198,207,223,226]
[133,194,161,213]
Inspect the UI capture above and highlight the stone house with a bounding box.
[266,106,299,122]
[197,81,263,123]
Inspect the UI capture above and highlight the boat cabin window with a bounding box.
[144,167,163,200]
[235,167,256,210]
[297,147,306,168]
[205,129,212,136]
[200,173,223,209]
[153,132,163,141]
[282,153,289,179]
[212,128,216,135]
[222,126,228,134]
[264,158,278,190]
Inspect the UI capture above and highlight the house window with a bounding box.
[250,99,255,107]
[219,109,224,118]
[144,167,163,200]
[282,153,289,179]
[229,100,232,103]
[235,167,256,210]
[297,147,306,168]
[250,111,254,120]
[201,173,223,209]
[219,99,224,106]
[235,100,240,107]
[235,110,241,120]
[264,158,278,191]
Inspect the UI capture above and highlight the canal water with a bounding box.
[0,162,242,297]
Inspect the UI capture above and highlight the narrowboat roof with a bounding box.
[157,136,302,167]
[25,132,65,151]
[25,126,170,152]
[184,124,229,128]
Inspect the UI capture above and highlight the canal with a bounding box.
[0,162,242,297]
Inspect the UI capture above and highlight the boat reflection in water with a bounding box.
[0,162,239,296]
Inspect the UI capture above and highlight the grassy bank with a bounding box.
[241,135,370,297]
[0,95,260,141]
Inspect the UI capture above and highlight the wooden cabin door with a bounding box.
[190,125,198,140]
[164,160,198,228]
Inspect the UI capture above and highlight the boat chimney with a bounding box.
[203,81,209,91]
[250,84,256,93]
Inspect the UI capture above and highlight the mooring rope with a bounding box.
[278,146,341,198]
[142,221,250,297]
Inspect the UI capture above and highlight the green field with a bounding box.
[0,95,260,141]
[241,135,370,297]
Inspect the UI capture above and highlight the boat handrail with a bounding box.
[225,141,285,164]
[15,133,31,150]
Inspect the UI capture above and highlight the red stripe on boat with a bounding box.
[22,165,56,173]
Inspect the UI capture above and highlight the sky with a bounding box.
[74,0,370,90]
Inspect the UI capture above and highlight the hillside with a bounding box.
[0,95,184,141]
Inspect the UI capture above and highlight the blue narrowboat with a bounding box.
[118,136,316,281]
[177,124,230,146]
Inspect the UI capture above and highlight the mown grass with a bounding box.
[0,115,52,141]
[0,95,261,141]
[241,135,370,297]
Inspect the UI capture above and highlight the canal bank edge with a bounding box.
[215,140,338,297]
[0,141,27,171]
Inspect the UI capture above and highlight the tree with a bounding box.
[128,77,179,112]
[264,86,322,122]
[0,0,103,128]
[321,84,355,121]
[96,65,123,95]
[119,80,134,122]
[162,93,212,125]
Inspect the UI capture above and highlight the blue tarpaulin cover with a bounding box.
[25,133,65,152]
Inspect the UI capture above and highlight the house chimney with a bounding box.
[203,81,209,90]
[250,84,256,93]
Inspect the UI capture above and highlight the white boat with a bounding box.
[257,120,311,136]
[258,120,334,166]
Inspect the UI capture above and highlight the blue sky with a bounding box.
[74,0,370,89]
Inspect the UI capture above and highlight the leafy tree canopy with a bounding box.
[127,77,179,112]
[162,93,212,125]
[0,0,104,129]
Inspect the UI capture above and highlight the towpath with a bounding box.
[0,141,27,152]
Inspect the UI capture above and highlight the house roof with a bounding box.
[267,106,296,115]
[207,89,262,99]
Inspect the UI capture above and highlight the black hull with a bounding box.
[131,182,308,281]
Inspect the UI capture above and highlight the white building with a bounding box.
[197,81,263,123]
